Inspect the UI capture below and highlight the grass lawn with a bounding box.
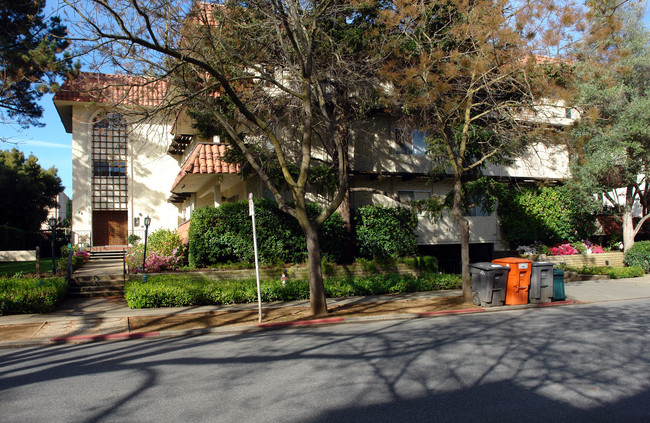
[0,259,62,277]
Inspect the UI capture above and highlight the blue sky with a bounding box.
[1,1,649,200]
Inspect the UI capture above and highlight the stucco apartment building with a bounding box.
[53,72,573,267]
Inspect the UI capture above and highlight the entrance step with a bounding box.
[89,250,126,260]
[69,271,126,298]
[69,276,125,297]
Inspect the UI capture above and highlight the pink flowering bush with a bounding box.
[549,243,579,256]
[548,240,605,256]
[74,250,90,261]
[126,229,187,273]
[58,245,91,272]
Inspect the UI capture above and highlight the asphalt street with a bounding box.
[1,297,649,422]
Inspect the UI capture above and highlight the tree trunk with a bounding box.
[336,188,355,264]
[294,201,328,315]
[451,172,473,303]
[304,223,328,315]
[623,185,635,251]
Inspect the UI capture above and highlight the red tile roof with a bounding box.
[53,72,167,106]
[171,142,241,191]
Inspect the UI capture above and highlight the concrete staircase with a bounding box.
[69,250,127,298]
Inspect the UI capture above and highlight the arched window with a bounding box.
[92,112,128,210]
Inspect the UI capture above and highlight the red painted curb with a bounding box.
[417,308,485,317]
[257,317,345,328]
[536,300,576,307]
[50,331,160,342]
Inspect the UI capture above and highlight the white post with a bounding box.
[249,193,262,323]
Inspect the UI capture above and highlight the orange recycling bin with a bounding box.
[492,257,532,305]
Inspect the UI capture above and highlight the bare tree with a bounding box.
[376,0,582,302]
[63,0,385,315]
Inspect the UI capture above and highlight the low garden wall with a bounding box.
[0,250,36,262]
[521,252,625,267]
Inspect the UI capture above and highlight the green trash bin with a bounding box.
[553,268,566,301]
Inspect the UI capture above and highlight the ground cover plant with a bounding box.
[125,272,461,309]
[0,276,67,315]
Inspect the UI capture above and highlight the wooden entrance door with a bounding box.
[93,211,128,246]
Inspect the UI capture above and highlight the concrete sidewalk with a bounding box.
[1,276,649,348]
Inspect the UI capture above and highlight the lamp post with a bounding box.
[142,216,151,279]
[48,217,56,275]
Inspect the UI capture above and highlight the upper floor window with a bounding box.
[395,128,427,156]
[93,160,127,177]
[398,190,430,202]
[92,112,128,210]
[465,196,491,217]
[565,108,573,119]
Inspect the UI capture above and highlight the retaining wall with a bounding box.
[521,252,625,267]
[0,250,37,262]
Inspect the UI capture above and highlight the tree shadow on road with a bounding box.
[1,300,649,422]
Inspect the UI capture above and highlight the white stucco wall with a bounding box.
[68,104,180,244]
[484,143,570,180]
[350,175,507,249]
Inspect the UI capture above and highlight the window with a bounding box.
[397,190,430,202]
[466,196,491,216]
[565,108,573,119]
[395,128,427,156]
[92,112,128,210]
[93,160,126,177]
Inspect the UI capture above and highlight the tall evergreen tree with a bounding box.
[0,149,63,232]
[0,0,77,128]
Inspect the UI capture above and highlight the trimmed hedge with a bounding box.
[497,186,595,245]
[0,225,42,251]
[124,272,461,309]
[0,277,67,315]
[624,241,650,273]
[355,205,418,259]
[188,199,345,268]
[566,265,645,279]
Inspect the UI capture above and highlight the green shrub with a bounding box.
[147,229,186,259]
[624,241,650,273]
[355,205,418,259]
[566,265,645,279]
[400,256,439,273]
[0,277,67,315]
[58,245,90,272]
[127,234,141,245]
[497,186,596,245]
[124,272,462,308]
[126,228,187,272]
[188,199,345,268]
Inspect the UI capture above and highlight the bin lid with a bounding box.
[553,268,565,276]
[470,262,509,271]
[532,261,554,267]
[492,257,533,265]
